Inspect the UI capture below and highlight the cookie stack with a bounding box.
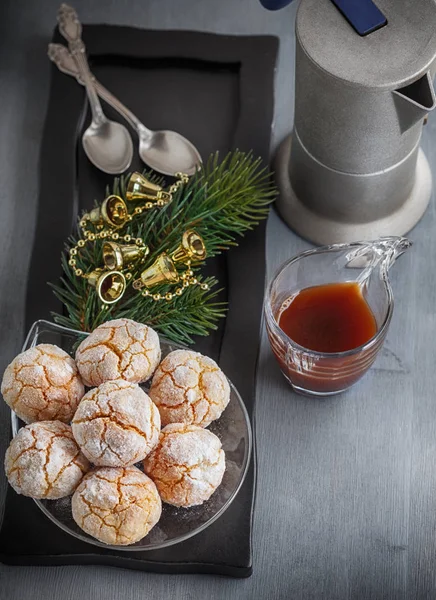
[2,318,230,546]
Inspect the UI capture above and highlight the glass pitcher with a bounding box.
[264,237,411,397]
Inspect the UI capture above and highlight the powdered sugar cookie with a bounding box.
[144,423,225,507]
[1,344,84,424]
[72,466,161,545]
[149,349,230,427]
[72,379,160,466]
[4,421,89,499]
[75,318,161,387]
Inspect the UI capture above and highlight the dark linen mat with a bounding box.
[0,25,278,577]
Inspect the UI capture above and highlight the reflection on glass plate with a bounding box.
[11,320,252,551]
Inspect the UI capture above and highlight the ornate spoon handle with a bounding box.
[48,42,151,140]
[57,4,106,126]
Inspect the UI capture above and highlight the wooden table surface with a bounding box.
[1,1,436,598]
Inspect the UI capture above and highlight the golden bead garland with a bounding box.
[68,233,148,280]
[136,261,210,303]
[67,172,209,305]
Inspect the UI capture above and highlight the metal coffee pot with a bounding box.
[276,0,436,244]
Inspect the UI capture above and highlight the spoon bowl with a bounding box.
[48,42,202,176]
[57,4,133,175]
[82,120,134,175]
[140,130,201,177]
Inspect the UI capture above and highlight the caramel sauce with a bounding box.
[278,282,377,353]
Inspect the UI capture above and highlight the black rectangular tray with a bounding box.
[0,25,278,577]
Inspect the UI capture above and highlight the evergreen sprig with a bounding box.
[50,150,277,345]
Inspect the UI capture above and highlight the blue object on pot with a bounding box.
[330,0,387,36]
[260,0,387,37]
[258,0,294,9]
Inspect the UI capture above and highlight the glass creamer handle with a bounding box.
[354,236,412,286]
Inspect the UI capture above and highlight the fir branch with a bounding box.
[51,150,277,345]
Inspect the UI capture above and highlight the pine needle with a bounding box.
[51,150,277,345]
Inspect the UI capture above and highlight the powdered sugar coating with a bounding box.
[1,344,85,424]
[72,466,161,545]
[72,379,160,467]
[75,318,161,387]
[4,421,89,499]
[144,423,225,507]
[149,349,230,427]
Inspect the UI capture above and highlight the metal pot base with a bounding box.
[275,134,432,245]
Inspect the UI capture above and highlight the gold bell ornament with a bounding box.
[126,172,172,203]
[102,241,149,271]
[133,253,180,289]
[83,195,128,229]
[171,230,207,264]
[87,268,126,304]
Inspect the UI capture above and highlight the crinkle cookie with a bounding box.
[149,349,230,427]
[144,423,225,507]
[75,318,161,387]
[1,344,84,424]
[72,379,160,467]
[72,466,161,545]
[4,421,89,499]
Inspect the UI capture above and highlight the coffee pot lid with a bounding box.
[297,0,436,90]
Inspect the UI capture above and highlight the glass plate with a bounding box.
[10,320,252,552]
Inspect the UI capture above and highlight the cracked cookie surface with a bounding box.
[1,344,85,424]
[75,318,161,387]
[144,423,225,507]
[72,379,160,467]
[4,421,90,499]
[72,466,161,545]
[149,349,230,427]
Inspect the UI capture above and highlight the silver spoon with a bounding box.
[57,4,133,175]
[48,41,202,177]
